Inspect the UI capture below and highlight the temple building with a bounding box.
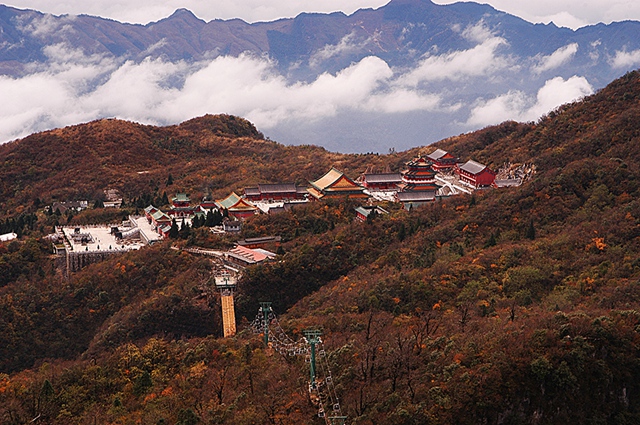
[244,183,308,202]
[396,156,441,209]
[171,193,191,208]
[399,156,440,192]
[456,160,497,188]
[215,192,259,219]
[360,172,402,191]
[355,206,389,222]
[168,193,204,218]
[395,191,438,210]
[307,168,368,200]
[426,149,459,172]
[144,205,172,230]
[201,194,217,209]
[225,245,276,268]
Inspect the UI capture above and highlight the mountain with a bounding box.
[1,69,640,423]
[1,0,640,150]
[1,0,638,81]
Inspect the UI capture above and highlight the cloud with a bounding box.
[397,24,510,86]
[532,43,578,74]
[14,13,76,38]
[460,21,495,43]
[0,48,455,143]
[531,12,588,29]
[610,49,640,68]
[467,75,593,126]
[309,32,372,68]
[433,0,640,30]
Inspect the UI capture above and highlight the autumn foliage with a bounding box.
[2,71,640,424]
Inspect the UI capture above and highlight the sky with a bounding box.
[4,0,640,30]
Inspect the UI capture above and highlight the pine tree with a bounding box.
[398,223,406,241]
[169,219,179,239]
[526,218,536,240]
[179,219,191,239]
[484,232,497,247]
[213,209,223,226]
[205,210,215,227]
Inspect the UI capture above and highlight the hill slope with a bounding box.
[0,114,396,216]
[0,71,640,424]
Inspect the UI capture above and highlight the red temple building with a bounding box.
[144,205,172,231]
[167,193,202,218]
[456,160,497,188]
[307,168,368,200]
[171,193,190,208]
[244,183,308,202]
[215,192,259,219]
[395,156,441,209]
[399,156,440,192]
[360,172,402,191]
[201,194,217,209]
[355,206,389,222]
[426,149,459,172]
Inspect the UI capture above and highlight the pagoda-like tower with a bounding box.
[215,272,238,337]
[399,156,440,191]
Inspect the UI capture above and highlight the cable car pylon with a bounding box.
[259,302,273,347]
[303,329,347,425]
[303,329,322,390]
[249,306,347,424]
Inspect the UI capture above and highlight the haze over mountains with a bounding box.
[1,0,640,152]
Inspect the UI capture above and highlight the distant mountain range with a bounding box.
[2,0,640,152]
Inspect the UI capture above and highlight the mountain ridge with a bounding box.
[1,0,638,76]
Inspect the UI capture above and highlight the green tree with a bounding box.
[176,408,199,425]
[169,219,179,239]
[526,218,536,240]
[179,219,191,239]
[133,370,153,396]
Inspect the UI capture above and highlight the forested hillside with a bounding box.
[1,71,640,425]
[0,114,396,217]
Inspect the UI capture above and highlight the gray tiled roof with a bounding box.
[427,149,448,161]
[396,190,436,202]
[258,183,298,193]
[364,173,402,183]
[244,187,261,196]
[459,160,487,174]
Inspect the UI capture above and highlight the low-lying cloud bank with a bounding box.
[0,22,607,150]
